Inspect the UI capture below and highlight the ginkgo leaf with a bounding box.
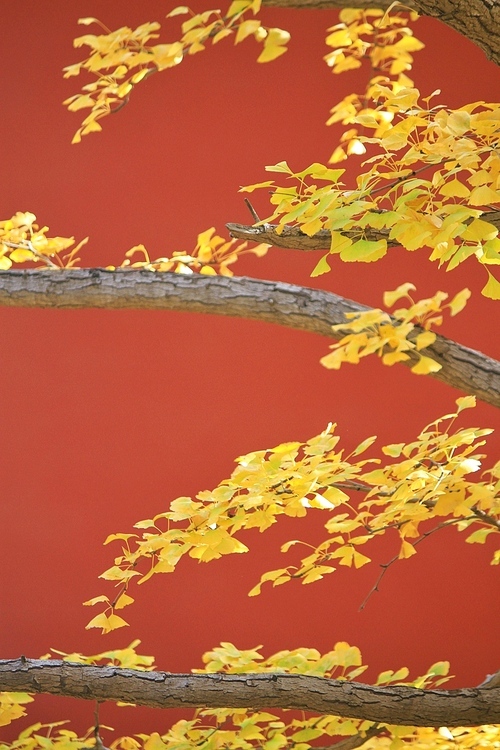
[257,44,287,63]
[83,595,110,606]
[411,355,441,374]
[448,288,471,315]
[482,271,500,299]
[456,395,476,411]
[311,255,331,277]
[383,282,416,307]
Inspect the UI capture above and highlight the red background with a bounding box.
[1,0,499,741]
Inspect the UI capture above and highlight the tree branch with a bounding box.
[261,0,500,68]
[1,659,500,727]
[227,211,500,252]
[0,269,498,408]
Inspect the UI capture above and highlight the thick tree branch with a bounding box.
[1,659,500,727]
[261,0,500,68]
[0,269,498,408]
[227,211,500,252]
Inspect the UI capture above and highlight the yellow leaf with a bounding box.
[83,595,109,606]
[213,28,233,44]
[311,254,331,277]
[301,218,323,236]
[415,331,436,350]
[482,271,500,299]
[166,6,190,17]
[325,28,352,48]
[85,613,110,631]
[257,44,287,63]
[399,541,417,559]
[382,350,410,365]
[9,248,35,263]
[448,288,471,315]
[115,593,135,609]
[456,395,476,412]
[411,355,441,374]
[439,179,470,198]
[352,435,377,456]
[382,443,405,457]
[106,614,129,631]
[235,19,262,44]
[340,238,387,262]
[329,146,347,163]
[353,550,370,568]
[469,185,500,206]
[461,218,497,242]
[383,282,416,307]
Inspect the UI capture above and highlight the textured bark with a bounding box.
[1,659,500,727]
[227,212,500,253]
[1,269,498,408]
[262,0,500,67]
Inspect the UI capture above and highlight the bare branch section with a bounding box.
[261,0,500,67]
[227,212,500,252]
[0,269,498,408]
[1,659,500,727]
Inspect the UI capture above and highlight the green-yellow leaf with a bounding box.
[448,288,471,315]
[482,271,500,299]
[456,395,476,411]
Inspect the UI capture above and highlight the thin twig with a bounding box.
[359,515,476,610]
[244,198,261,223]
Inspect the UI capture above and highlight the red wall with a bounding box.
[1,0,499,741]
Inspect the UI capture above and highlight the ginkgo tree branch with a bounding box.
[227,210,500,252]
[0,269,498,408]
[261,0,500,68]
[1,659,500,727]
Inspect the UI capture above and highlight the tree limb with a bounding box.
[1,659,500,727]
[227,211,500,252]
[261,0,500,68]
[0,269,498,408]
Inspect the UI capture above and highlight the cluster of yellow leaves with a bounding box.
[0,721,103,750]
[320,282,470,375]
[115,228,269,276]
[243,97,500,297]
[64,1,290,142]
[0,213,88,270]
[86,396,498,632]
[324,8,423,163]
[1,216,268,277]
[3,706,500,750]
[41,639,155,671]
[0,693,34,728]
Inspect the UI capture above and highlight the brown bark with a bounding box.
[227,211,500,253]
[1,659,499,727]
[262,0,500,68]
[0,269,498,409]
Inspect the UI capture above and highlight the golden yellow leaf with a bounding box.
[410,355,441,374]
[115,593,135,609]
[257,44,287,63]
[415,330,436,350]
[399,541,417,559]
[469,185,500,206]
